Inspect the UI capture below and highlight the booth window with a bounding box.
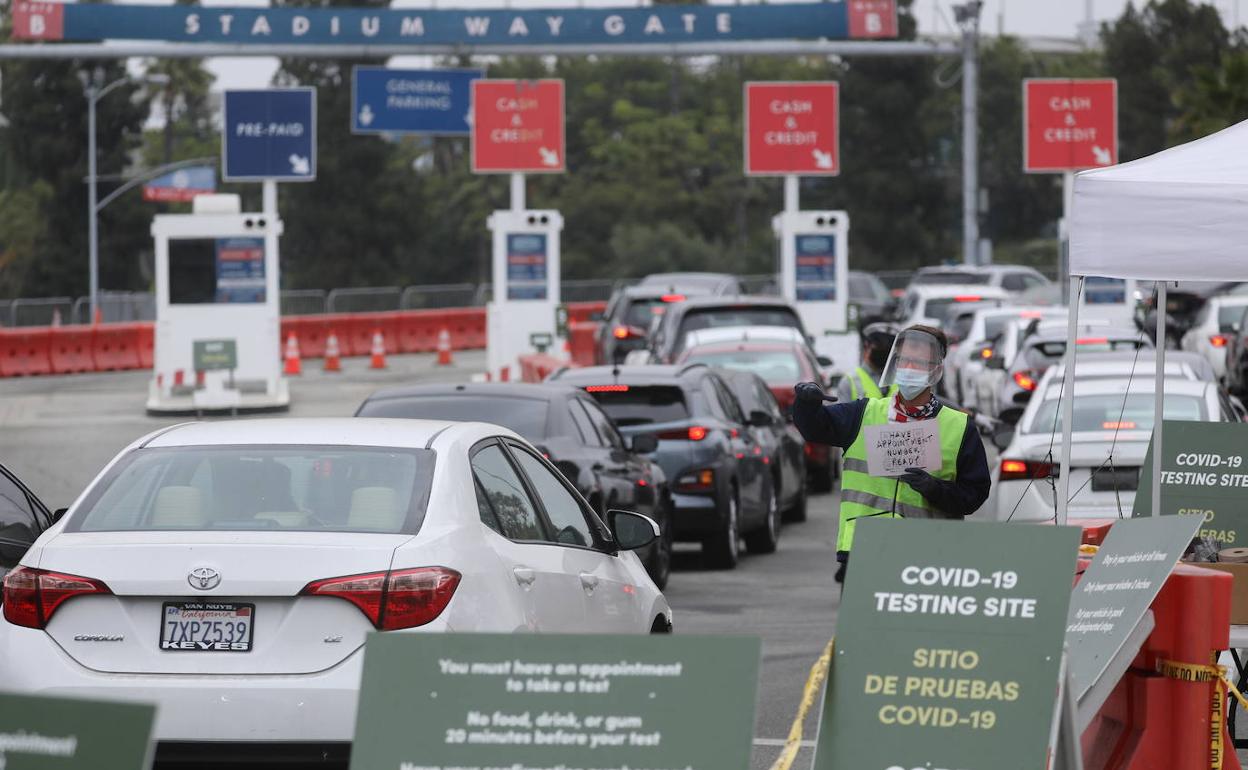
[169,239,218,304]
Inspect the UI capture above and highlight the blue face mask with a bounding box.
[894,368,930,400]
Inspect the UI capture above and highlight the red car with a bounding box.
[676,327,837,493]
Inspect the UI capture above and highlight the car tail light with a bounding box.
[302,567,461,631]
[1013,371,1038,391]
[658,426,708,441]
[585,384,629,393]
[954,295,982,303]
[660,294,686,303]
[1102,421,1137,430]
[1211,335,1229,348]
[980,347,994,360]
[1076,337,1109,345]
[999,459,1056,482]
[676,469,715,491]
[3,567,112,629]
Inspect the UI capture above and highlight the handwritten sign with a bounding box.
[864,420,942,476]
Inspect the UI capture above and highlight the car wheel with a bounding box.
[784,479,808,523]
[704,485,740,569]
[745,482,780,555]
[645,497,674,590]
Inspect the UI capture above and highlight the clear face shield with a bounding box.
[879,329,946,398]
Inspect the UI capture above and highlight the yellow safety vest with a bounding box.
[848,367,897,400]
[838,397,968,553]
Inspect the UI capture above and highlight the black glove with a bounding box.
[898,467,939,496]
[794,381,827,404]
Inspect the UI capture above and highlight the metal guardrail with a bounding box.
[326,287,402,314]
[401,283,477,309]
[0,272,794,327]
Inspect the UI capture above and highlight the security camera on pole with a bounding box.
[472,79,566,382]
[746,81,856,370]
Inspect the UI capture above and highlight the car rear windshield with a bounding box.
[678,307,802,340]
[624,299,665,329]
[912,272,991,286]
[67,446,435,534]
[1219,304,1248,332]
[923,299,985,323]
[585,386,689,427]
[682,348,803,383]
[358,396,549,439]
[1026,394,1205,434]
[1025,338,1146,367]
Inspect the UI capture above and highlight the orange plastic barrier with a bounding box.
[339,313,399,357]
[518,353,572,383]
[567,321,598,367]
[1081,561,1239,770]
[48,327,95,374]
[283,316,329,359]
[566,301,605,324]
[0,328,52,377]
[135,323,154,368]
[91,323,144,371]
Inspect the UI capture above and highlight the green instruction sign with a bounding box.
[1065,515,1200,699]
[816,519,1080,770]
[350,633,760,770]
[0,692,155,770]
[192,339,237,371]
[1133,420,1248,545]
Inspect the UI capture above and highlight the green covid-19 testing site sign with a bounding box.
[1134,420,1248,545]
[0,692,155,770]
[816,518,1080,770]
[349,633,761,770]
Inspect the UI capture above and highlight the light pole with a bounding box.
[953,1,982,266]
[81,68,169,323]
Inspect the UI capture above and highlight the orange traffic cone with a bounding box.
[436,328,454,366]
[283,333,302,376]
[369,329,387,370]
[323,332,342,372]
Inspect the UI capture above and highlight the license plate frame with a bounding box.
[159,601,255,653]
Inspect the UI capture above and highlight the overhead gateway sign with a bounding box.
[11,1,898,45]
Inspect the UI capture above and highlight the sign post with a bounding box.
[815,518,1080,770]
[745,81,852,368]
[473,79,566,381]
[1022,78,1118,294]
[350,633,760,770]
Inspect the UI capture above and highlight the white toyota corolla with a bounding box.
[0,418,670,761]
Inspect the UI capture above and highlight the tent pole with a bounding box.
[1056,276,1082,527]
[1152,282,1167,517]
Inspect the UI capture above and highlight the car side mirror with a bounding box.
[629,433,659,454]
[991,427,1015,452]
[748,410,774,428]
[609,510,659,551]
[51,508,68,524]
[816,355,834,367]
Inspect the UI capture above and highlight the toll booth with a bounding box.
[147,194,289,413]
[486,209,564,380]
[773,209,859,372]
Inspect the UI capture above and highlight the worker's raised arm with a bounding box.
[791,382,868,450]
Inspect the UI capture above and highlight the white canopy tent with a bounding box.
[1060,118,1248,523]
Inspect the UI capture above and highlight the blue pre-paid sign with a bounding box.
[223,88,316,182]
[352,67,481,135]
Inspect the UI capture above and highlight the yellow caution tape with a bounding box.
[1155,656,1248,770]
[768,637,834,770]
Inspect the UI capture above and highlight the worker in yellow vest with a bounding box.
[793,324,991,584]
[836,321,900,403]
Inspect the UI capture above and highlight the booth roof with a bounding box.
[1071,117,1248,283]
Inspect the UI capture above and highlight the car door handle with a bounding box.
[579,573,600,592]
[513,567,536,587]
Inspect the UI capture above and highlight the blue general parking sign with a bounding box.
[352,67,480,135]
[223,88,317,182]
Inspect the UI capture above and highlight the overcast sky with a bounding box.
[151,0,1244,90]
